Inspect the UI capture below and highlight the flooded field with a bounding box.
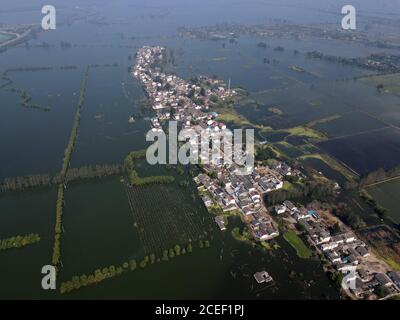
[65,217,340,300]
[0,188,56,299]
[302,157,347,186]
[71,66,150,167]
[318,128,400,175]
[0,69,81,178]
[1,0,400,300]
[314,111,387,138]
[366,179,400,224]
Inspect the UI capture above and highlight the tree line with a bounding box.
[7,86,51,111]
[0,233,40,251]
[266,180,336,206]
[55,164,124,184]
[60,241,209,294]
[0,164,124,194]
[52,66,89,270]
[124,150,175,186]
[0,174,51,193]
[359,165,400,187]
[359,190,388,219]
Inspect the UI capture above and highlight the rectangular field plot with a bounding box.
[302,157,348,186]
[246,84,356,130]
[125,183,213,255]
[358,73,400,95]
[366,179,400,224]
[0,68,82,178]
[71,66,149,167]
[320,81,400,128]
[0,188,56,299]
[60,177,141,280]
[318,128,400,176]
[314,111,388,138]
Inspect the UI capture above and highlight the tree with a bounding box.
[376,285,391,298]
[210,95,218,103]
[162,250,169,261]
[72,276,81,289]
[329,271,344,288]
[209,171,218,179]
[169,248,176,259]
[174,245,181,256]
[376,84,384,93]
[129,259,137,271]
[94,269,103,282]
[330,222,341,235]
[80,274,88,286]
[102,267,110,278]
[256,146,277,161]
[140,259,147,268]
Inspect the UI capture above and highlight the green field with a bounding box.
[359,73,400,95]
[283,230,312,259]
[0,32,13,44]
[366,178,400,224]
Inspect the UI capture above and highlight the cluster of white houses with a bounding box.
[132,46,400,299]
[194,161,300,241]
[275,200,400,299]
[133,46,290,242]
[133,46,233,131]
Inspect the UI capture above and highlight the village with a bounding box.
[132,45,400,300]
[274,200,400,299]
[133,46,286,242]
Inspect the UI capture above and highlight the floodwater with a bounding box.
[1,0,399,299]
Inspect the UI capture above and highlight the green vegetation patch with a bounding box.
[231,227,254,245]
[283,230,312,259]
[124,150,175,186]
[358,73,400,94]
[284,126,325,140]
[0,233,40,251]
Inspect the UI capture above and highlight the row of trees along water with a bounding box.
[124,150,175,186]
[60,241,210,294]
[0,233,40,251]
[0,164,124,193]
[359,165,400,187]
[6,85,51,111]
[52,66,89,268]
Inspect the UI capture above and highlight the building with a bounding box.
[215,216,226,231]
